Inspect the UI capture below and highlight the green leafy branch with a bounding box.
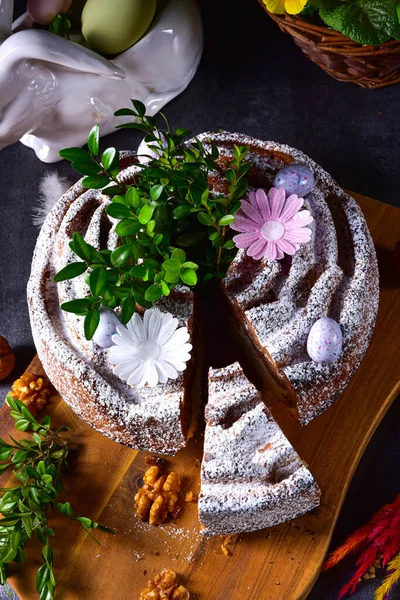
[54,99,249,340]
[0,396,113,600]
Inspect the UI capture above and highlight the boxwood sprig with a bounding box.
[0,396,113,600]
[54,99,250,340]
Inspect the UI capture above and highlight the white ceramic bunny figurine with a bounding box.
[0,0,202,162]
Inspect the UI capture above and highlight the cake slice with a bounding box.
[198,363,320,535]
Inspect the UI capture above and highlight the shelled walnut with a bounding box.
[135,465,180,526]
[9,372,51,415]
[140,569,189,600]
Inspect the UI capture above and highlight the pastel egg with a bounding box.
[82,0,157,56]
[274,164,314,197]
[137,131,167,164]
[92,308,120,348]
[27,0,72,25]
[307,317,342,363]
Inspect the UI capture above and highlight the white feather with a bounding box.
[32,172,71,227]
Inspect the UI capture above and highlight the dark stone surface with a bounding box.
[0,1,398,599]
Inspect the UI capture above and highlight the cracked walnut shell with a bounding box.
[9,372,51,415]
[135,465,180,526]
[140,569,189,600]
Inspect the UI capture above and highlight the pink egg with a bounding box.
[307,317,342,363]
[27,0,72,25]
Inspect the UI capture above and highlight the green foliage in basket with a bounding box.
[263,0,400,46]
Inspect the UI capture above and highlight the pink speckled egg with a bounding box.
[307,317,342,363]
[93,308,120,348]
[274,163,314,197]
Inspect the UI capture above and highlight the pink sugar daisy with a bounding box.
[231,187,313,261]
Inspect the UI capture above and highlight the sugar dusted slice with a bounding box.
[198,363,320,535]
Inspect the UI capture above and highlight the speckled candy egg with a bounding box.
[307,317,342,363]
[274,164,314,197]
[92,308,120,348]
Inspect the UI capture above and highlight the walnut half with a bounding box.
[135,465,181,526]
[9,372,51,415]
[140,569,189,600]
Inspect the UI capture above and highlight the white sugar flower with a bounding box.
[109,308,192,387]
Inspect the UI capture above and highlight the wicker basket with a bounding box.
[261,5,400,89]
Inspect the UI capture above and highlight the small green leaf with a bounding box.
[172,248,186,263]
[180,268,197,286]
[84,309,100,340]
[53,262,86,283]
[77,516,92,528]
[101,148,117,171]
[15,420,31,432]
[197,212,213,226]
[61,298,93,314]
[59,147,91,162]
[225,168,236,184]
[115,219,141,236]
[106,203,132,219]
[162,259,181,274]
[181,261,199,270]
[88,124,100,156]
[160,280,170,296]
[114,108,136,117]
[71,161,100,176]
[89,268,107,297]
[150,184,164,201]
[120,296,136,324]
[144,284,162,302]
[73,232,94,261]
[224,239,236,250]
[0,447,13,461]
[36,564,50,594]
[82,175,110,189]
[173,205,192,220]
[110,245,131,267]
[138,205,153,225]
[219,214,235,226]
[131,99,146,117]
[147,220,156,235]
[125,187,141,209]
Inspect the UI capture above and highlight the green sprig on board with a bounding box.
[0,396,113,600]
[54,99,250,340]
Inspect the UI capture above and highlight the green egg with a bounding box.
[81,0,157,56]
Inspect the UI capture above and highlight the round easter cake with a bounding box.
[27,132,379,534]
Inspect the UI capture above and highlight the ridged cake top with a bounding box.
[27,153,193,451]
[205,132,379,424]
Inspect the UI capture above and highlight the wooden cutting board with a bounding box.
[1,192,399,600]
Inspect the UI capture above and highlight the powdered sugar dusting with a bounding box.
[199,363,320,535]
[208,131,379,425]
[27,153,197,454]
